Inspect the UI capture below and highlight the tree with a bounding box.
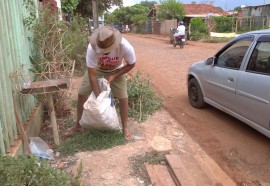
[140,1,157,10]
[216,7,223,10]
[157,0,185,20]
[76,0,123,17]
[105,4,148,26]
[61,0,79,13]
[234,6,242,11]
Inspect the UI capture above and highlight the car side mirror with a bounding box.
[205,57,214,65]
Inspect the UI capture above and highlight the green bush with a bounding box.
[62,15,89,74]
[190,17,208,41]
[127,72,163,122]
[30,8,88,75]
[213,16,234,33]
[0,155,81,186]
[190,31,206,41]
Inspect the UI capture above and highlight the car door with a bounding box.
[236,35,270,130]
[203,36,253,112]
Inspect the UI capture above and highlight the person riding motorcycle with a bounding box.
[173,21,186,42]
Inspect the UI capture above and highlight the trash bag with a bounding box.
[29,137,54,160]
[79,78,121,130]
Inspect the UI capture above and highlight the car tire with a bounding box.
[188,78,206,108]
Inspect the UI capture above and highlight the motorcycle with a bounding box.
[173,35,185,48]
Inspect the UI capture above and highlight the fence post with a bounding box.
[235,20,238,34]
[249,17,252,31]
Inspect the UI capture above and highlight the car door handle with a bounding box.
[228,77,234,82]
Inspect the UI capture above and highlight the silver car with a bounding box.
[187,29,270,138]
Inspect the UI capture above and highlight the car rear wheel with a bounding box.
[188,78,206,108]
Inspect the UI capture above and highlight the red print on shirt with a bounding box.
[99,56,119,70]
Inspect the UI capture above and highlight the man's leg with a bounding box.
[118,98,131,140]
[64,94,86,137]
[65,71,90,137]
[76,94,88,129]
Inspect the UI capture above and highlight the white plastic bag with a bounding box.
[79,78,121,130]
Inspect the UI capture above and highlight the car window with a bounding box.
[216,40,252,69]
[246,42,270,75]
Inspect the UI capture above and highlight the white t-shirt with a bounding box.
[86,38,136,72]
[177,25,186,35]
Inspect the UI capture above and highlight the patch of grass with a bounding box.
[63,118,76,129]
[57,129,125,156]
[201,37,233,43]
[129,151,168,185]
[127,72,163,122]
[71,100,77,108]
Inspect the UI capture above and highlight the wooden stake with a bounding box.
[13,101,31,155]
[47,93,60,145]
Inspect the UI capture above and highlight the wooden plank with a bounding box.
[166,155,210,186]
[20,79,69,94]
[166,155,236,186]
[193,154,236,186]
[146,164,176,186]
[13,105,31,155]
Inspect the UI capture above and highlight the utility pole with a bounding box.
[92,0,99,29]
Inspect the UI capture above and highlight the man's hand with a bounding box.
[106,74,116,84]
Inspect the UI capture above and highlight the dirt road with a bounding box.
[124,33,270,185]
[66,34,270,185]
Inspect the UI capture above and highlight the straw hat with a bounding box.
[90,26,122,54]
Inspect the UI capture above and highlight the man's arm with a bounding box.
[106,63,135,83]
[88,67,101,97]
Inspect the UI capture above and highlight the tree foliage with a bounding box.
[234,6,242,11]
[140,1,157,10]
[105,4,148,26]
[76,0,123,17]
[157,0,185,20]
[61,0,79,13]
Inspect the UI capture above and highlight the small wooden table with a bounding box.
[21,79,70,145]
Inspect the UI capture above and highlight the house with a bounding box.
[181,4,229,27]
[237,4,270,29]
[147,3,229,35]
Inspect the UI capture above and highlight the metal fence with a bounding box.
[206,15,270,34]
[0,0,37,154]
[236,16,270,33]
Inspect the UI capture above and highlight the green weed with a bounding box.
[127,72,163,122]
[0,155,81,186]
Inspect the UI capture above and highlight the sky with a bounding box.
[123,0,270,10]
